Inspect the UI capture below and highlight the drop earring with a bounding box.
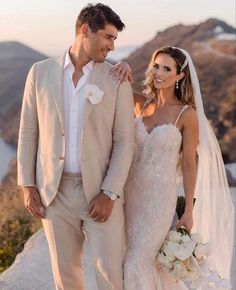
[176,80,179,90]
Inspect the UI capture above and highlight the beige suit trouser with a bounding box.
[42,172,125,290]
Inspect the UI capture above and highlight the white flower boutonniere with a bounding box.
[85,84,104,104]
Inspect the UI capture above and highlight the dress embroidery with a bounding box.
[124,107,189,290]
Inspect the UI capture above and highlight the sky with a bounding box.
[0,0,235,56]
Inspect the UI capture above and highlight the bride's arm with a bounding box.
[133,93,147,118]
[176,107,199,233]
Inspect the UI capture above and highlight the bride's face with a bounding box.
[152,53,181,90]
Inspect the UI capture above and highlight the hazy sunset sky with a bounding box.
[0,0,235,56]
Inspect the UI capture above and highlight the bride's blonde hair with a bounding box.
[143,46,196,108]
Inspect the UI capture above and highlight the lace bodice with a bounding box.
[124,106,189,290]
[133,117,182,173]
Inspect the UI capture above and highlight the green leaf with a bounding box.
[176,196,196,219]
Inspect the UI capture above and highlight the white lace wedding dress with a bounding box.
[124,106,189,290]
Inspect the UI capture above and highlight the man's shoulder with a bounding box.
[26,53,65,81]
[103,60,113,69]
[94,61,113,73]
[33,54,63,70]
[94,61,132,91]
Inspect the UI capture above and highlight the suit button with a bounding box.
[59,156,64,160]
[61,133,65,136]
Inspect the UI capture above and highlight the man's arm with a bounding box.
[17,64,38,186]
[101,80,135,197]
[88,80,135,223]
[17,64,46,218]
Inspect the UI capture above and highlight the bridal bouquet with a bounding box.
[156,196,232,290]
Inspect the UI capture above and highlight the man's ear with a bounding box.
[81,23,90,37]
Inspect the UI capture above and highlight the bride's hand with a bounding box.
[109,61,134,84]
[176,211,193,233]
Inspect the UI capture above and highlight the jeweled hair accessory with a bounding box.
[172,47,188,72]
[180,58,188,72]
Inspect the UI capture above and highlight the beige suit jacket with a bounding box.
[17,53,135,206]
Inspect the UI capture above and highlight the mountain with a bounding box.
[0,41,47,143]
[108,45,139,62]
[0,41,47,113]
[125,18,236,162]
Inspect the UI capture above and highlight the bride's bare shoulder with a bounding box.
[181,105,199,131]
[134,92,146,117]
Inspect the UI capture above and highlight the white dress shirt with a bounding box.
[63,50,94,173]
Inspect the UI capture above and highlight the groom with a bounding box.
[17,3,134,290]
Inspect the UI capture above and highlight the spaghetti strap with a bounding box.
[174,105,189,126]
[138,98,154,117]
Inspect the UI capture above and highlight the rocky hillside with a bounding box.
[0,41,47,145]
[126,18,236,162]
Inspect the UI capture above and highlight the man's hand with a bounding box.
[22,186,46,219]
[88,192,114,223]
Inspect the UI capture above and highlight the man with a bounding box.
[17,3,135,290]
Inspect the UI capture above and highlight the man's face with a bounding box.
[83,24,118,62]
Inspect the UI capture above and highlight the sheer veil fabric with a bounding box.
[178,48,235,279]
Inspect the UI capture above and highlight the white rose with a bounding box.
[185,269,200,282]
[156,252,172,269]
[172,260,188,279]
[164,241,179,257]
[194,242,212,259]
[191,233,202,243]
[85,84,104,104]
[172,240,196,261]
[185,256,201,273]
[181,234,192,243]
[167,230,182,242]
[163,241,176,262]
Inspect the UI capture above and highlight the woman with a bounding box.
[111,46,234,289]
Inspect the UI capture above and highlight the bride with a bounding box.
[112,46,234,289]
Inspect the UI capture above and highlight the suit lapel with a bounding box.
[83,62,102,131]
[83,95,93,133]
[50,53,66,133]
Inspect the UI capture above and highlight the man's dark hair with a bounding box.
[76,3,125,34]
